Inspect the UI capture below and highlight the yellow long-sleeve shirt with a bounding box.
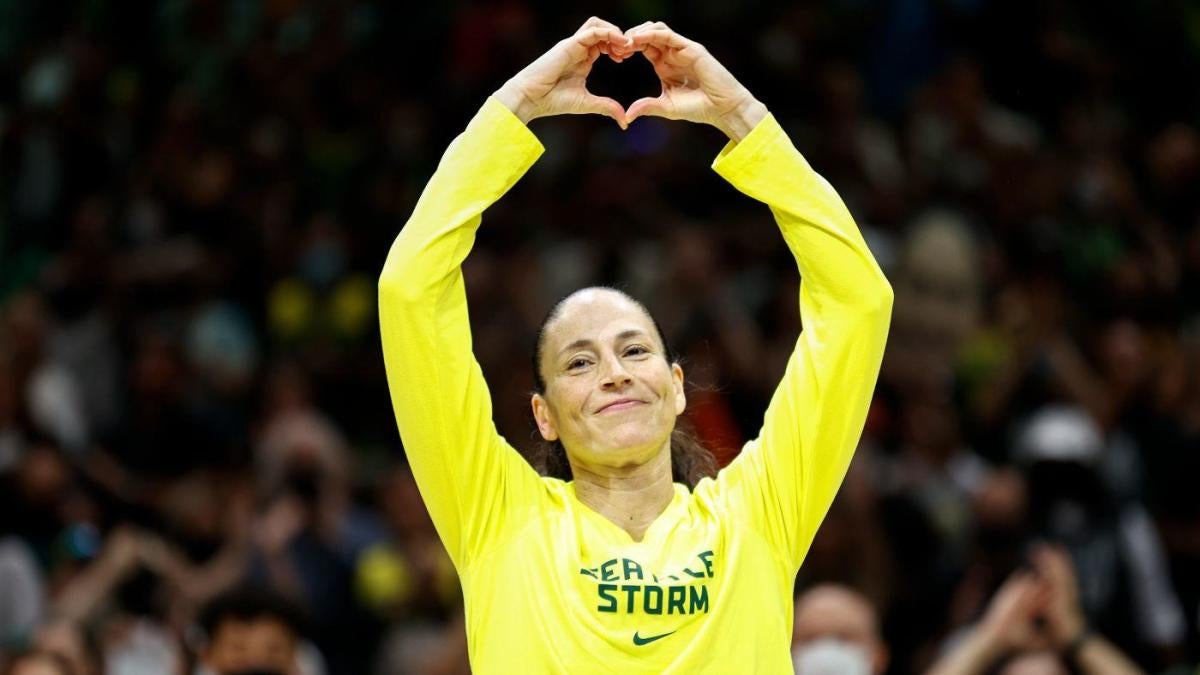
[379,96,893,674]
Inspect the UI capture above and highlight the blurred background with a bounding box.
[1,1,1199,674]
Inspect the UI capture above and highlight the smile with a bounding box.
[597,400,646,413]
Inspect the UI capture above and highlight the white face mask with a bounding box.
[792,637,872,675]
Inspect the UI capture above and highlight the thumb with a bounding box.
[626,95,669,124]
[581,94,628,130]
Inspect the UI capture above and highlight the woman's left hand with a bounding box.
[1031,544,1087,650]
[612,22,768,141]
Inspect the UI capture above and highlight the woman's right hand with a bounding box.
[976,570,1049,654]
[493,17,631,128]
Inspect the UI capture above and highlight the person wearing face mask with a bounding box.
[379,16,892,674]
[791,584,889,675]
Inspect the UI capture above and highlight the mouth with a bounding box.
[596,398,646,414]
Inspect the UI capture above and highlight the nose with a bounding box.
[599,353,633,390]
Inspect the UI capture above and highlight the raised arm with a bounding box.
[616,23,893,570]
[926,548,1146,675]
[712,113,893,571]
[378,19,633,571]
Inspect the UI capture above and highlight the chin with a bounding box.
[597,432,668,466]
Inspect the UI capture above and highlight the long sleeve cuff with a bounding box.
[710,113,794,182]
[478,95,546,156]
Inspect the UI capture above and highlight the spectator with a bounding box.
[193,586,311,675]
[792,584,889,675]
[926,545,1144,675]
[1014,405,1186,664]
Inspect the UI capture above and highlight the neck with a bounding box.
[569,442,675,542]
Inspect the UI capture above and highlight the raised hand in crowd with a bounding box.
[926,544,1144,675]
[1031,546,1145,675]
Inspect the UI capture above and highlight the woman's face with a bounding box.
[532,289,685,471]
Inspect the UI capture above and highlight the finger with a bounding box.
[1031,545,1064,581]
[1031,581,1054,608]
[995,571,1034,607]
[609,30,642,55]
[626,95,670,124]
[619,21,657,47]
[624,21,655,36]
[574,26,630,51]
[1044,548,1073,588]
[580,94,628,130]
[624,20,673,38]
[611,38,648,60]
[580,16,622,34]
[629,28,692,51]
[626,21,674,37]
[1017,578,1048,609]
[608,38,641,56]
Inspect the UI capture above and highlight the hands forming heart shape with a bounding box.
[493,18,767,141]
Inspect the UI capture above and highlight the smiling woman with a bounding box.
[526,287,718,490]
[378,16,893,675]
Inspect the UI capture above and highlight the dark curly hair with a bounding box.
[527,287,716,489]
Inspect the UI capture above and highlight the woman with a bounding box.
[379,17,893,673]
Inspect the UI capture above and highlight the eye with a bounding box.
[624,345,649,357]
[567,357,591,370]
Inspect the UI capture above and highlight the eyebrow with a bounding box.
[557,329,649,358]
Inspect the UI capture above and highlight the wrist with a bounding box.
[493,81,538,125]
[717,96,768,142]
[966,625,1008,666]
[1052,614,1087,650]
[1060,625,1093,663]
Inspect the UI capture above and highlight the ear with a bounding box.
[531,393,559,442]
[671,363,686,415]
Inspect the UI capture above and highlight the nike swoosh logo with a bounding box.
[632,630,676,646]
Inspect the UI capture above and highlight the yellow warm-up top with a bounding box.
[378,97,893,674]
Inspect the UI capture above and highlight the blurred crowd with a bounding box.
[1,1,1199,673]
